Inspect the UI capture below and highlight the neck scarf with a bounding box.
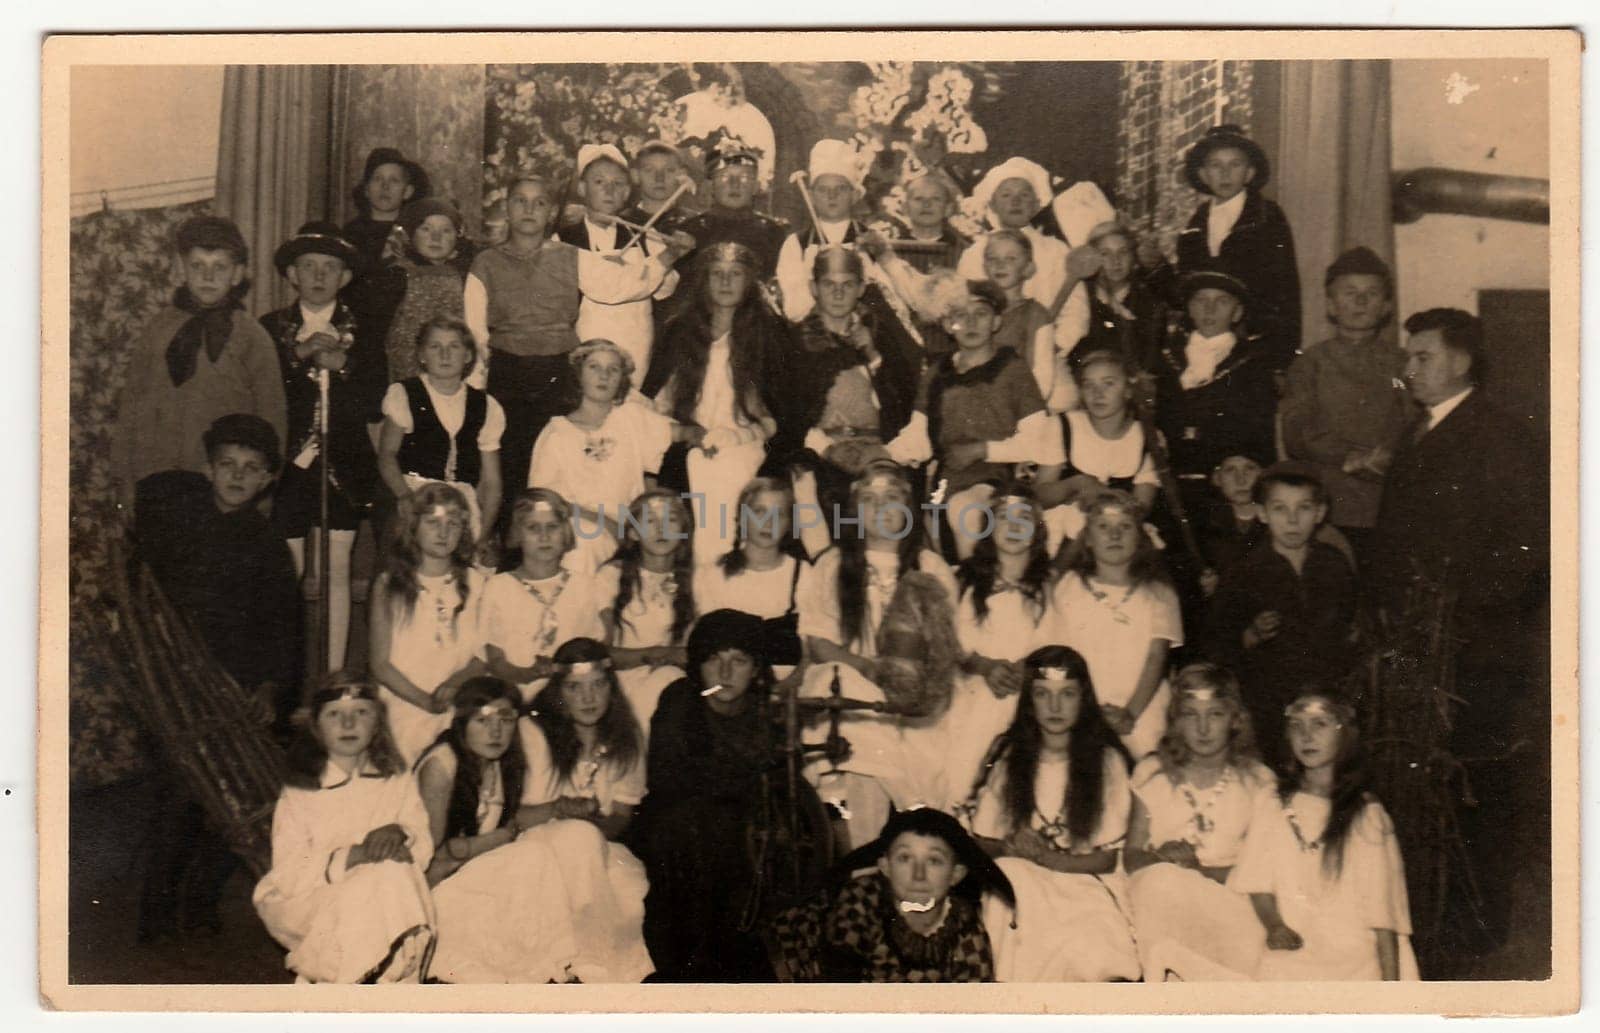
[166,282,250,387]
[1180,330,1237,390]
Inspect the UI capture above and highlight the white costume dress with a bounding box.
[252,761,436,983]
[595,562,687,736]
[424,727,654,984]
[1228,792,1420,981]
[377,568,487,766]
[1046,574,1183,759]
[481,566,609,700]
[972,747,1142,982]
[526,402,676,573]
[571,217,680,380]
[654,332,769,562]
[1128,756,1276,981]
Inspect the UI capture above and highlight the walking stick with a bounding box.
[788,171,830,245]
[616,178,693,251]
[315,367,332,679]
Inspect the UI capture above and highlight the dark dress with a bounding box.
[1077,280,1165,369]
[634,678,776,981]
[1174,191,1301,372]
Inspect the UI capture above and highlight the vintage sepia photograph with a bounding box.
[38,29,1580,1015]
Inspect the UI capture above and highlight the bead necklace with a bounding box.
[1179,765,1235,839]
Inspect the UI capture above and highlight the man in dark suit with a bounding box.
[1371,307,1549,971]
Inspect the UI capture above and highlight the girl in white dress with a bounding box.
[1033,349,1160,553]
[527,339,704,573]
[253,674,435,984]
[941,484,1058,812]
[1229,692,1419,981]
[597,490,697,735]
[1125,663,1276,981]
[967,645,1141,982]
[652,241,777,562]
[1047,490,1182,760]
[482,488,608,700]
[368,483,489,766]
[796,463,959,843]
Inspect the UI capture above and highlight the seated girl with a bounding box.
[252,674,434,984]
[368,482,488,766]
[1125,663,1275,981]
[768,806,1015,983]
[966,646,1141,982]
[1033,349,1160,556]
[423,648,653,983]
[377,315,506,542]
[1048,490,1182,760]
[635,610,783,982]
[527,338,704,573]
[596,490,698,734]
[481,489,608,700]
[1229,692,1419,981]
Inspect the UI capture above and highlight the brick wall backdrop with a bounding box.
[1115,60,1255,260]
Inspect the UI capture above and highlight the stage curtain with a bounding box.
[215,66,337,315]
[1270,61,1395,349]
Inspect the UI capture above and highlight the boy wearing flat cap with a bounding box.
[260,221,379,671]
[113,215,288,510]
[1175,125,1301,373]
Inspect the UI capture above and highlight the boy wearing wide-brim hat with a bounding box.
[259,220,382,671]
[1175,124,1301,373]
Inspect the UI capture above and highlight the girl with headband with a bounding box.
[252,673,435,984]
[1124,663,1275,980]
[1228,691,1418,980]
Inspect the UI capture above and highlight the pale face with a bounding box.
[1261,483,1326,551]
[581,159,630,217]
[942,300,1000,352]
[812,268,864,321]
[1403,328,1473,407]
[181,247,245,307]
[983,236,1034,292]
[636,499,687,560]
[413,214,459,263]
[1176,696,1234,760]
[1031,678,1083,737]
[317,697,380,764]
[989,177,1040,229]
[1078,360,1133,421]
[578,348,626,404]
[858,479,912,542]
[904,177,953,234]
[710,164,757,210]
[206,444,273,513]
[516,505,569,565]
[560,668,612,728]
[1325,273,1392,333]
[417,504,467,560]
[1094,232,1136,288]
[1187,287,1244,338]
[810,174,855,222]
[1084,506,1139,567]
[1287,704,1344,770]
[636,152,682,204]
[700,647,757,704]
[462,700,519,760]
[287,252,350,307]
[993,501,1039,556]
[706,258,753,311]
[878,832,966,910]
[419,328,471,382]
[1211,456,1262,507]
[365,162,414,217]
[741,489,790,551]
[1197,146,1255,202]
[508,181,556,239]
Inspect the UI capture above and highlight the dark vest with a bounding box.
[1057,412,1143,493]
[395,377,487,485]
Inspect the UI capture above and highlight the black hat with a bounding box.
[965,278,1009,314]
[833,806,1016,909]
[1178,262,1252,306]
[687,609,769,670]
[203,413,282,472]
[1183,124,1270,194]
[273,221,359,276]
[1323,245,1394,292]
[352,147,432,208]
[703,129,762,177]
[397,197,465,238]
[175,215,248,264]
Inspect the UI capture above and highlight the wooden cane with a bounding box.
[788,170,830,245]
[618,178,693,250]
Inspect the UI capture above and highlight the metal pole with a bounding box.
[315,368,332,678]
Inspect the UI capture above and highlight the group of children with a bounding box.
[112,124,1434,984]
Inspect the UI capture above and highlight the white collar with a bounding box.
[1427,386,1474,430]
[585,217,618,245]
[299,299,336,323]
[319,757,382,789]
[1210,190,1247,220]
[1187,328,1237,348]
